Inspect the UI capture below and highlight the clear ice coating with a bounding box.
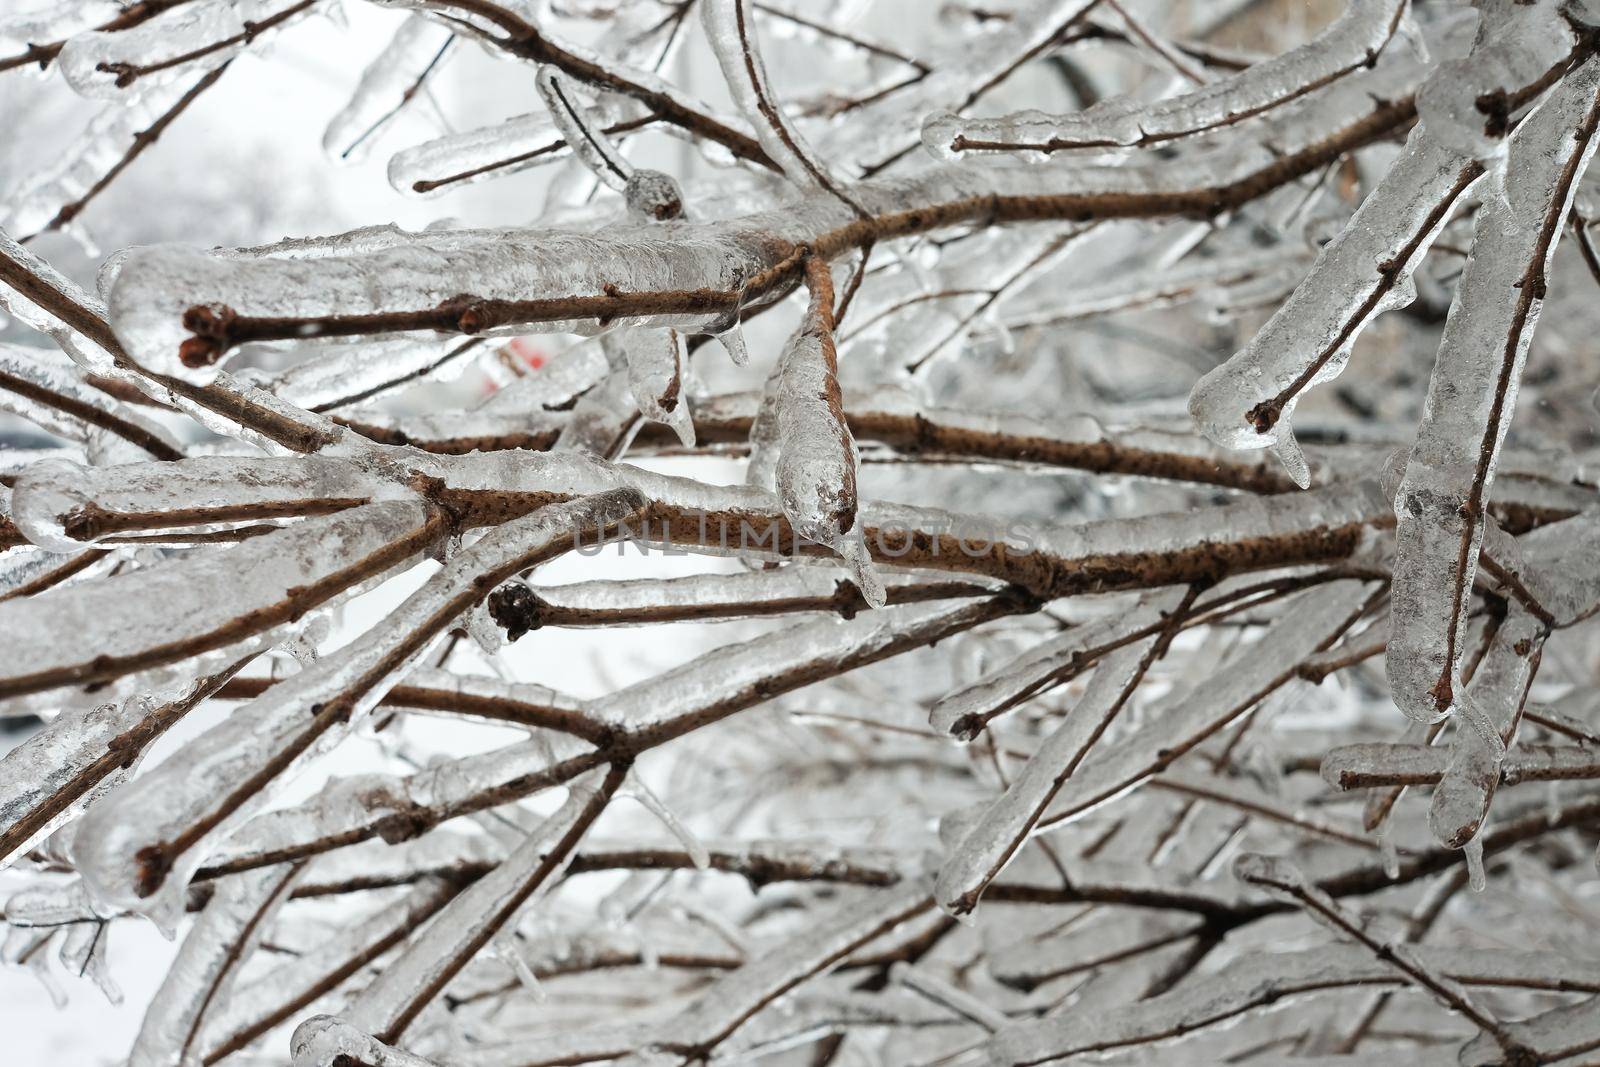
[68,490,642,919]
[936,590,1184,914]
[614,327,694,447]
[925,0,1411,160]
[773,263,884,607]
[57,0,316,100]
[1389,55,1600,724]
[10,2,1600,1064]
[322,14,454,164]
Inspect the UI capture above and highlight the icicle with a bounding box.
[1464,833,1487,892]
[464,596,508,657]
[774,259,884,608]
[715,325,749,366]
[614,327,695,447]
[1378,825,1401,880]
[0,657,252,870]
[624,774,710,870]
[488,929,547,1002]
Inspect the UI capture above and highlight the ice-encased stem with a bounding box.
[0,342,182,460]
[1231,854,1521,1059]
[1187,127,1485,482]
[201,875,458,1062]
[323,15,454,163]
[937,590,1184,914]
[342,764,625,1042]
[986,942,1579,1065]
[929,0,1407,157]
[456,880,935,1065]
[774,257,883,607]
[0,651,254,869]
[1389,57,1600,723]
[127,861,304,1067]
[69,490,643,920]
[1322,741,1600,789]
[1034,581,1373,831]
[110,76,1424,383]
[1428,608,1544,849]
[0,498,439,698]
[8,452,384,552]
[534,64,633,191]
[183,597,1023,875]
[701,0,863,212]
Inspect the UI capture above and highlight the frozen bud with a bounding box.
[625,169,685,221]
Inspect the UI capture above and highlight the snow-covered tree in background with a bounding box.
[3,0,1600,1063]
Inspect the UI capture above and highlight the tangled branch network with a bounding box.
[5,0,1600,1063]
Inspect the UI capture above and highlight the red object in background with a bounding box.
[509,336,546,370]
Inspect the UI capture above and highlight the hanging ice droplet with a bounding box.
[1464,834,1486,892]
[465,598,507,657]
[1270,431,1311,489]
[715,326,749,366]
[1378,825,1400,880]
[838,536,887,610]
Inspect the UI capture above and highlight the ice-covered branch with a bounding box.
[69,490,644,920]
[1389,55,1600,722]
[118,83,1423,381]
[0,499,440,697]
[702,0,865,213]
[1033,581,1374,831]
[987,942,1587,1064]
[340,764,625,1042]
[927,0,1408,157]
[324,16,455,164]
[936,590,1183,914]
[1187,15,1589,484]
